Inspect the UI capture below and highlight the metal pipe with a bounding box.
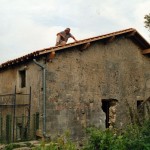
[13,86,16,142]
[33,59,46,136]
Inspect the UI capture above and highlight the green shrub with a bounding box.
[122,120,150,150]
[83,119,150,150]
[33,120,150,150]
[83,128,126,150]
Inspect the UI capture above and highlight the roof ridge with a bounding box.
[0,28,149,70]
[39,28,136,54]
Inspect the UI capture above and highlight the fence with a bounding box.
[0,86,40,143]
[0,112,39,143]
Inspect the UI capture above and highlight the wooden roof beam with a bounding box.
[107,36,115,42]
[103,36,115,45]
[80,42,90,51]
[126,31,136,37]
[142,48,150,54]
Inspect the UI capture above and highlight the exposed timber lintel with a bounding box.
[142,48,150,54]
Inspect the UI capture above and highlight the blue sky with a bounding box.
[0,0,150,64]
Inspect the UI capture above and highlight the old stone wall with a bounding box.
[0,36,150,140]
[43,37,150,139]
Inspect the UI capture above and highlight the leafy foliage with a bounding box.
[144,13,150,31]
[83,119,150,150]
[83,128,127,150]
[5,120,150,150]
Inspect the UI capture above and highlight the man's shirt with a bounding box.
[57,31,73,42]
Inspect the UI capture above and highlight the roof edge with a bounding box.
[0,28,150,70]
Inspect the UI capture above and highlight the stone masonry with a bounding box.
[0,35,150,140]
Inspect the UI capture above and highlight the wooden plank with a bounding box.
[142,48,150,54]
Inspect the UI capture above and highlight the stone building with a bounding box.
[0,28,150,140]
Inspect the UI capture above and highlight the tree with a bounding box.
[144,13,150,31]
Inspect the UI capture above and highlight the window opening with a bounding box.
[19,70,26,88]
[137,100,144,116]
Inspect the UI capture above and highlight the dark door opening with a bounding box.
[102,99,118,128]
[102,100,110,128]
[137,100,144,119]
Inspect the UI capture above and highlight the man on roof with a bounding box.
[55,28,77,46]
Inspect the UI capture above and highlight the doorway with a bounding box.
[102,100,110,128]
[102,99,118,128]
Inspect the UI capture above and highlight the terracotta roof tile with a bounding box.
[0,28,150,70]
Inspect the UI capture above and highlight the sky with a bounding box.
[0,0,150,64]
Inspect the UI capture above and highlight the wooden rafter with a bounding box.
[126,31,136,37]
[103,36,115,45]
[107,36,115,43]
[142,48,150,54]
[80,42,90,50]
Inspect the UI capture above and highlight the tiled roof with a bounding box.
[0,28,150,70]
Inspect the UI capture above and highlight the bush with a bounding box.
[32,120,150,150]
[83,119,150,150]
[83,128,126,150]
